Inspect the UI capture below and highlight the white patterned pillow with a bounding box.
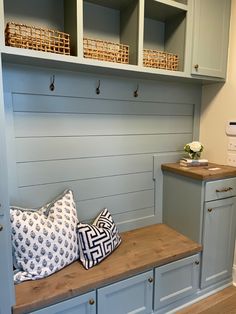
[10,189,79,283]
[77,208,121,269]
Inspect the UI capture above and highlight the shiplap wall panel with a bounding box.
[14,113,193,137]
[77,190,154,221]
[15,134,192,162]
[112,208,154,227]
[15,172,153,208]
[12,94,194,116]
[16,155,152,186]
[4,64,201,231]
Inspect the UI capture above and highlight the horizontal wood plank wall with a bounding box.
[3,64,201,231]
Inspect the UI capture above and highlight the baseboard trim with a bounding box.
[165,281,232,314]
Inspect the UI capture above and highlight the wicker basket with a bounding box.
[83,37,129,64]
[5,22,70,55]
[143,49,178,71]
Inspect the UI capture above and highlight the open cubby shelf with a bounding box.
[1,0,189,76]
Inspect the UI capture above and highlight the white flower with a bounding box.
[189,141,202,152]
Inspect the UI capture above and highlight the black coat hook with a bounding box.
[96,80,101,95]
[134,84,139,98]
[49,75,55,91]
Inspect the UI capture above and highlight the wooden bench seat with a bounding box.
[13,223,202,314]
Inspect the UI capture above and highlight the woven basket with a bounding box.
[143,49,178,71]
[83,37,129,64]
[5,22,70,55]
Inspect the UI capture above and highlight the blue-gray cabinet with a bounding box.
[154,254,200,311]
[162,163,236,290]
[191,0,231,79]
[32,291,96,314]
[97,270,153,314]
[27,254,201,314]
[201,197,236,288]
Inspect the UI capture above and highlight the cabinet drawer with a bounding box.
[205,177,236,202]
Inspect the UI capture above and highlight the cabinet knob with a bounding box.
[194,64,199,70]
[148,277,153,283]
[195,260,200,265]
[208,208,213,213]
[89,299,95,305]
[0,224,3,232]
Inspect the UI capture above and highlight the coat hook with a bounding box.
[49,75,55,91]
[96,80,101,95]
[134,84,139,98]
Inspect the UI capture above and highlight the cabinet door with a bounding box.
[191,0,231,78]
[154,254,200,311]
[31,291,96,314]
[201,197,236,289]
[0,59,14,314]
[97,270,153,314]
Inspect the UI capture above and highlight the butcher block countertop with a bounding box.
[161,163,236,181]
[13,224,202,314]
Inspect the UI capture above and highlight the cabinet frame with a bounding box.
[0,57,15,314]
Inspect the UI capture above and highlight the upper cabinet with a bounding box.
[0,0,232,81]
[191,0,231,79]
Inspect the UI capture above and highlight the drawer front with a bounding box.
[31,291,96,314]
[205,177,236,202]
[97,270,153,314]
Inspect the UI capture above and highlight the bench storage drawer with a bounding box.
[97,270,153,314]
[32,291,96,314]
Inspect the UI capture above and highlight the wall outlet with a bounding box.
[227,153,236,166]
[228,137,236,151]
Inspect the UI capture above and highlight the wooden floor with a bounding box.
[177,286,236,314]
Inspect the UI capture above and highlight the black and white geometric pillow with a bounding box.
[77,208,121,269]
[10,189,79,283]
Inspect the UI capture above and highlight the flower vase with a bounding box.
[189,152,201,160]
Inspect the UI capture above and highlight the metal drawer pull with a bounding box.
[208,208,213,213]
[215,187,233,193]
[89,299,95,305]
[148,277,153,283]
[195,260,200,265]
[0,224,3,231]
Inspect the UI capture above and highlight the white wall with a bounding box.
[200,0,236,285]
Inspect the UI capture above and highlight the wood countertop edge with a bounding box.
[13,224,202,314]
[161,163,236,181]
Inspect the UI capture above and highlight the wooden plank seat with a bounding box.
[13,223,202,314]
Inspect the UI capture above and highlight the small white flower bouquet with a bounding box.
[184,141,204,160]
